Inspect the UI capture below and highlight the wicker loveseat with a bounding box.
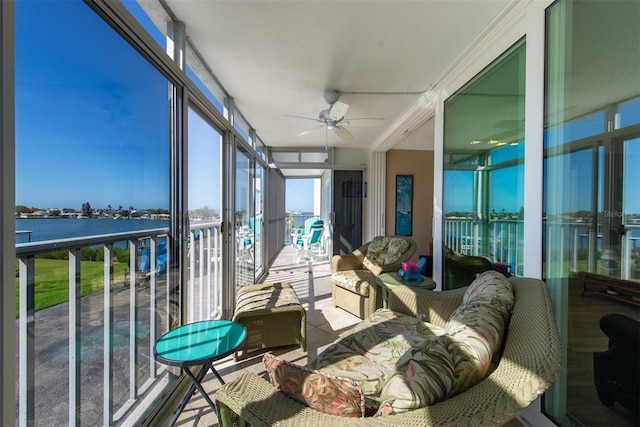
[214,275,561,426]
[331,236,416,319]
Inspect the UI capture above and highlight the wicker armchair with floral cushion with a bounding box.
[331,236,416,319]
[213,273,561,426]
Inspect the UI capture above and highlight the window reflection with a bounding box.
[544,0,640,425]
[442,39,526,289]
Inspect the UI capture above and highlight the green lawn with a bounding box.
[15,258,130,313]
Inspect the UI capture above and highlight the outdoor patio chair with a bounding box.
[130,241,167,287]
[294,223,324,263]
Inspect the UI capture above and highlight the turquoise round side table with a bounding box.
[154,319,246,425]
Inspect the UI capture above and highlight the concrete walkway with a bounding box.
[16,275,171,426]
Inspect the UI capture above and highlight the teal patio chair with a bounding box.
[294,220,324,263]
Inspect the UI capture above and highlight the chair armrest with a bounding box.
[600,313,640,353]
[214,372,358,427]
[451,253,493,272]
[388,286,466,328]
[331,252,364,272]
[375,260,403,276]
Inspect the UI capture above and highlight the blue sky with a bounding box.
[15,0,169,210]
[286,179,315,212]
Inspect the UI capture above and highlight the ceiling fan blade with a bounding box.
[297,124,325,137]
[329,101,349,120]
[341,118,385,127]
[333,125,353,141]
[285,114,322,122]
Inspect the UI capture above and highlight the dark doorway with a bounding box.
[332,170,363,255]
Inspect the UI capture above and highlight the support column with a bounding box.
[368,152,386,241]
[167,21,185,71]
[1,2,17,425]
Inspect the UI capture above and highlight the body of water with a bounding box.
[16,218,169,243]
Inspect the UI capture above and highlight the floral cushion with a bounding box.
[331,269,376,296]
[307,309,445,407]
[362,237,410,269]
[375,333,479,416]
[462,269,513,305]
[263,353,366,418]
[306,270,515,417]
[373,272,514,416]
[447,270,515,360]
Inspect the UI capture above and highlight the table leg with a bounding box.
[380,284,389,309]
[169,363,223,426]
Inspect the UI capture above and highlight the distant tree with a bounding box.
[16,205,34,215]
[81,202,92,217]
[49,209,61,217]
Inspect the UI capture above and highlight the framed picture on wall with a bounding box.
[395,175,413,236]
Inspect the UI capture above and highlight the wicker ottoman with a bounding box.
[232,282,306,360]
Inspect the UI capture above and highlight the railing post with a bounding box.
[199,230,204,320]
[188,231,195,323]
[18,255,35,427]
[103,244,114,426]
[128,240,138,402]
[149,237,157,380]
[69,248,81,426]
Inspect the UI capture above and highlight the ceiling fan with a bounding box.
[286,90,384,141]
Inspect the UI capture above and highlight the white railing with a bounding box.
[545,220,640,280]
[14,221,223,426]
[187,222,223,323]
[444,218,640,280]
[444,218,524,276]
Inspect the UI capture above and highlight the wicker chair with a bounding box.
[331,236,416,319]
[214,277,561,426]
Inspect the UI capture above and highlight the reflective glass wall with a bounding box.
[11,0,275,423]
[235,146,255,287]
[14,1,172,424]
[187,106,224,322]
[442,40,526,289]
[544,0,640,425]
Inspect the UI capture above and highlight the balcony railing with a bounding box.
[15,221,223,426]
[444,218,524,276]
[444,218,640,280]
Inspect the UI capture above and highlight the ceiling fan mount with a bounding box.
[286,89,385,141]
[323,89,341,105]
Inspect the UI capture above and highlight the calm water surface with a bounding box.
[16,218,169,243]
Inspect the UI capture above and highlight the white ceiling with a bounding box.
[143,0,512,152]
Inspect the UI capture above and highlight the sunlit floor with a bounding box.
[158,245,360,426]
[158,245,525,427]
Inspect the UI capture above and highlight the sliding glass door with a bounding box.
[544,1,640,424]
[442,40,526,289]
[235,146,255,287]
[186,106,224,322]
